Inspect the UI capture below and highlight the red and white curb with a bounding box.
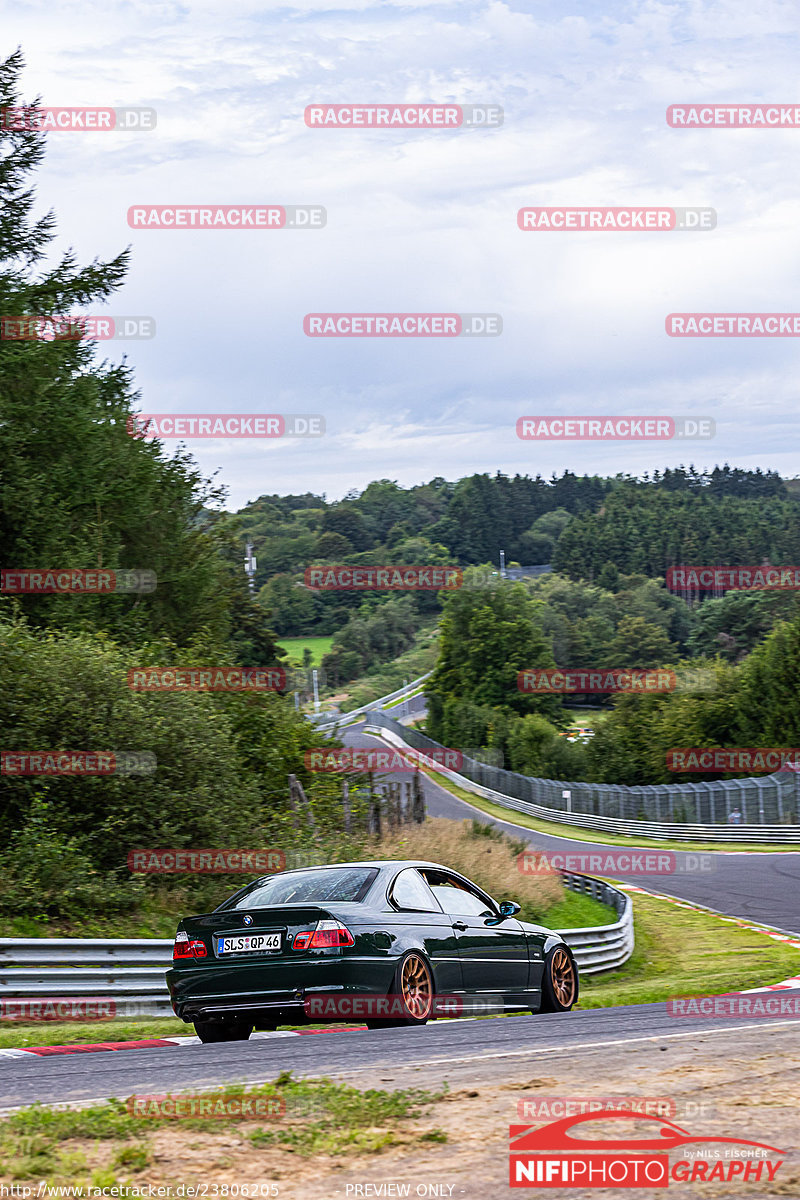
[0,1026,367,1058]
[617,883,800,991]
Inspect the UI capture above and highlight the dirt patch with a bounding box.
[9,1024,797,1198]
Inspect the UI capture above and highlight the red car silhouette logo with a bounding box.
[509,1111,785,1189]
[510,1109,784,1155]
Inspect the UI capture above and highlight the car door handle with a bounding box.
[452,921,468,931]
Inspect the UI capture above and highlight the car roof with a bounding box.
[283,864,455,873]
[236,859,496,907]
[279,860,451,871]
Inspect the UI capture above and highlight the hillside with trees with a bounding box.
[0,51,348,926]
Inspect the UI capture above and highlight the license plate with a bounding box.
[217,933,281,955]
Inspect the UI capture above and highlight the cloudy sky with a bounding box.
[6,0,800,508]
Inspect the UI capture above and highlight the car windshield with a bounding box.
[221,867,379,909]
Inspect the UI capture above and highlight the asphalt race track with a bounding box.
[2,707,798,1115]
[342,720,800,935]
[3,1002,798,1111]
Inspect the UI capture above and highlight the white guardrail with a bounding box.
[367,720,800,843]
[307,671,432,729]
[0,877,632,1018]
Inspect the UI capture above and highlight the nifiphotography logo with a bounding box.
[509,1111,785,1187]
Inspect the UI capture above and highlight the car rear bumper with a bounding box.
[166,954,397,1022]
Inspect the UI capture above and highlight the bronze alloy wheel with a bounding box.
[549,946,577,1008]
[400,952,433,1020]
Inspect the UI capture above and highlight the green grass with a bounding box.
[546,892,618,928]
[0,1076,448,1183]
[578,888,800,1008]
[382,686,425,710]
[276,636,333,667]
[562,706,607,729]
[425,771,798,853]
[248,1073,446,1156]
[0,1017,190,1050]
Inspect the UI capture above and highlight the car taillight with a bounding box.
[173,932,207,960]
[292,919,355,951]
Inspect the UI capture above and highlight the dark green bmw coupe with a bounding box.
[165,859,579,1042]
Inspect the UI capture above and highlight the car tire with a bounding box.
[536,944,579,1013]
[194,1016,254,1043]
[365,951,434,1029]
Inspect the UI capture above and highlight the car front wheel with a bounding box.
[537,945,578,1012]
[194,1016,254,1043]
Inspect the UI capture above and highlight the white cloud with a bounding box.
[4,0,799,505]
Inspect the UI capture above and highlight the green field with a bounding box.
[276,636,334,666]
[563,706,607,728]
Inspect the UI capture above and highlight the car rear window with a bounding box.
[220,866,379,909]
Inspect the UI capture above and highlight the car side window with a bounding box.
[390,868,443,913]
[429,878,495,918]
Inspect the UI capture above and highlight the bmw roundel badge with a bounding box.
[243,915,253,926]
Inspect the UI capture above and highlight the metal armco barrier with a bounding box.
[0,938,175,1019]
[366,712,800,842]
[559,873,633,974]
[0,877,632,1018]
[309,671,432,729]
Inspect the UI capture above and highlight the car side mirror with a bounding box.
[485,899,521,925]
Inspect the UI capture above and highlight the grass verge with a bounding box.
[0,1074,448,1184]
[421,768,797,853]
[578,888,800,1008]
[0,1017,189,1050]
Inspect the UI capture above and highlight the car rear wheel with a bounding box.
[537,945,578,1012]
[194,1016,254,1043]
[365,951,434,1029]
